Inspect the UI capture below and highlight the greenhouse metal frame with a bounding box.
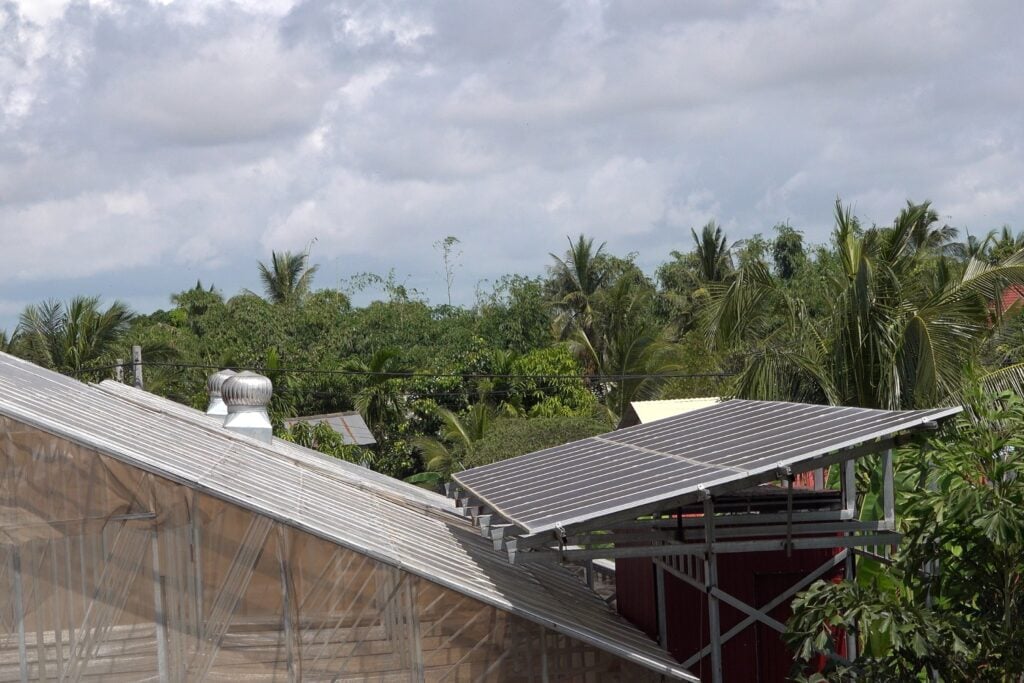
[0,353,691,682]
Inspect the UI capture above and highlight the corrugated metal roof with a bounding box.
[0,354,693,680]
[98,380,445,514]
[455,399,961,536]
[282,411,377,446]
[630,397,722,424]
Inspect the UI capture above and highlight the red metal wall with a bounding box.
[616,548,844,683]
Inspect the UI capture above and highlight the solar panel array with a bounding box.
[454,399,960,535]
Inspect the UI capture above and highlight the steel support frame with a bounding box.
[604,508,855,531]
[515,448,896,677]
[479,434,908,678]
[677,549,851,670]
[654,559,786,635]
[703,495,723,683]
[655,561,668,648]
[568,519,890,547]
[518,531,900,563]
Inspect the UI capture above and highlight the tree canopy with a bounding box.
[6,202,1024,679]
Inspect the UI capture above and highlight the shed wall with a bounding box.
[616,548,843,683]
[0,416,655,682]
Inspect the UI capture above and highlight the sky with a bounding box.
[1,0,1023,330]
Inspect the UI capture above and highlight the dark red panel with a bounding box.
[618,547,844,683]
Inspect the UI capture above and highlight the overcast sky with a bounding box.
[1,0,1022,330]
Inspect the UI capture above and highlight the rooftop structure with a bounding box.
[281,410,377,446]
[452,398,961,682]
[0,352,691,681]
[455,399,958,537]
[628,397,722,426]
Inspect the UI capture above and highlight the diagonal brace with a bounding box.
[655,559,787,634]
[680,549,848,669]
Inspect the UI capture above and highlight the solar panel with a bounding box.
[453,399,961,536]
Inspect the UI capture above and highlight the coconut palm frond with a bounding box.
[978,363,1024,398]
[701,260,787,351]
[258,250,319,304]
[15,297,133,375]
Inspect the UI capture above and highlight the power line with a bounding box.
[285,384,733,404]
[75,360,735,382]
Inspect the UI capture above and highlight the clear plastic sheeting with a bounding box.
[0,417,656,682]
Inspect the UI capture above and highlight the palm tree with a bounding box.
[571,275,685,426]
[346,349,408,436]
[0,329,18,354]
[413,403,494,478]
[16,297,133,376]
[692,221,733,283]
[257,250,319,304]
[946,230,995,262]
[901,200,958,252]
[548,235,609,341]
[572,325,683,427]
[989,226,1024,262]
[705,200,1024,410]
[477,349,524,416]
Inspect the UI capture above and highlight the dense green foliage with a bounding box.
[704,200,1024,409]
[787,390,1024,681]
[468,416,612,469]
[5,202,1024,485]
[6,200,1024,677]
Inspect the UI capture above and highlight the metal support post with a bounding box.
[151,527,169,683]
[132,345,144,389]
[704,495,723,683]
[841,459,858,662]
[539,623,549,683]
[881,448,895,527]
[655,559,668,648]
[276,526,299,682]
[11,548,28,683]
[115,358,124,382]
[681,550,849,669]
[841,459,857,517]
[881,448,897,562]
[785,470,795,557]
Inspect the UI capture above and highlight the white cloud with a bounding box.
[1,0,1024,331]
[0,190,168,280]
[91,29,331,146]
[339,6,433,49]
[339,64,395,109]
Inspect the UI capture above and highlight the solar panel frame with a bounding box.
[454,399,961,536]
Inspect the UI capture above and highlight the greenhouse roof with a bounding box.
[0,353,694,681]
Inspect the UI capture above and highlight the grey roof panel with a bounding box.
[0,354,693,681]
[454,399,961,535]
[282,411,377,446]
[98,381,443,512]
